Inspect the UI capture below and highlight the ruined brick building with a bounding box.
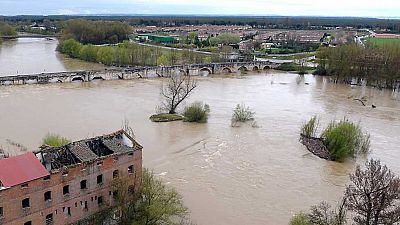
[0,130,142,225]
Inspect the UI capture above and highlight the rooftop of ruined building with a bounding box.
[35,130,142,172]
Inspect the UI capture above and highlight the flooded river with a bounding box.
[1,39,400,225]
[0,38,103,76]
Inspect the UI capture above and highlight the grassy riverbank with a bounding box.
[58,39,215,66]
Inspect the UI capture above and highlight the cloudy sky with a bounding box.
[0,0,399,18]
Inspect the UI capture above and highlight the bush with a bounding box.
[322,120,370,161]
[277,63,298,71]
[301,116,319,138]
[312,65,327,76]
[231,104,255,126]
[183,102,210,123]
[290,213,310,225]
[42,133,71,147]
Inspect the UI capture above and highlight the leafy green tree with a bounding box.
[61,19,132,44]
[60,39,82,58]
[157,54,169,66]
[0,22,17,36]
[132,169,188,225]
[290,213,310,225]
[79,44,99,62]
[97,46,115,66]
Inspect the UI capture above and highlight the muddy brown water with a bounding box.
[1,38,400,225]
[0,38,103,76]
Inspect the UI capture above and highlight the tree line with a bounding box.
[3,16,400,33]
[0,22,16,36]
[316,44,400,89]
[60,19,132,45]
[58,39,216,66]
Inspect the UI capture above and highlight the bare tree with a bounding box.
[307,198,347,225]
[345,159,400,225]
[161,74,197,114]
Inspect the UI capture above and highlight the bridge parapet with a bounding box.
[0,61,280,86]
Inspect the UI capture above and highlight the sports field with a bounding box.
[366,37,400,46]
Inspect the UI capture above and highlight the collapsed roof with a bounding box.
[35,130,142,172]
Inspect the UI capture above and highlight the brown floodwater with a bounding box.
[1,72,400,224]
[0,38,104,76]
[1,38,400,225]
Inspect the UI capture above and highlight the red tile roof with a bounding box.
[0,152,49,188]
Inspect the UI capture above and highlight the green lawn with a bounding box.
[366,37,400,46]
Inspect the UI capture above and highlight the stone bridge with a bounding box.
[0,61,280,85]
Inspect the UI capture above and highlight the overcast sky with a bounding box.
[0,0,399,18]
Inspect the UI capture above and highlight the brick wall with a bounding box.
[0,149,142,225]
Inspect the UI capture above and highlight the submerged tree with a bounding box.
[345,159,400,225]
[161,74,197,114]
[231,104,256,127]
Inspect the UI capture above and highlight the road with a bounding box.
[130,41,215,55]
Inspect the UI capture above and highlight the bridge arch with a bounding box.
[263,65,271,70]
[49,78,63,83]
[238,66,248,72]
[222,67,233,74]
[178,69,187,76]
[92,76,105,81]
[252,66,259,71]
[72,76,84,82]
[199,67,212,76]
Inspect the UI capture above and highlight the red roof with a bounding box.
[0,152,49,188]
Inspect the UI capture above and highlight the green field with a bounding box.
[366,37,400,46]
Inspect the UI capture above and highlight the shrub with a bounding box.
[42,133,71,147]
[231,104,255,127]
[183,102,210,123]
[301,116,319,138]
[322,120,370,161]
[290,213,310,225]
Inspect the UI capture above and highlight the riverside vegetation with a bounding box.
[315,44,400,89]
[290,159,400,225]
[300,116,370,161]
[59,39,214,67]
[183,102,210,123]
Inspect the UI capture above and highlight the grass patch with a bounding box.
[366,37,400,46]
[301,115,319,138]
[183,102,210,123]
[42,133,71,147]
[150,113,184,122]
[276,63,314,74]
